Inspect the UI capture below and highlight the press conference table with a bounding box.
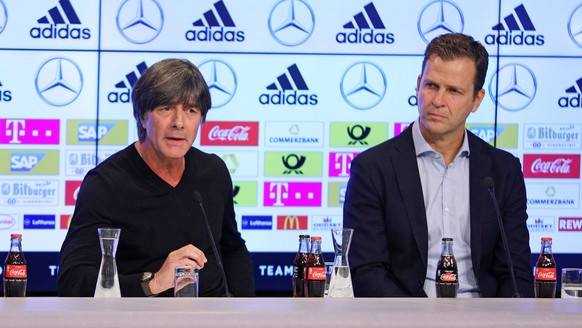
[0,297,580,327]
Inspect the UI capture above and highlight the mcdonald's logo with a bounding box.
[60,214,73,229]
[277,215,308,230]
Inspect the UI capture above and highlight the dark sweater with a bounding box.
[58,144,254,297]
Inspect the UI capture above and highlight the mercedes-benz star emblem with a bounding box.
[417,0,464,43]
[198,59,237,108]
[340,62,387,110]
[117,0,164,44]
[268,0,315,47]
[0,0,7,34]
[568,4,582,48]
[489,63,537,112]
[35,57,83,107]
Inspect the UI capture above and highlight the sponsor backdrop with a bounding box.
[0,0,581,293]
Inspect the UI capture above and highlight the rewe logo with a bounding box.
[0,119,60,145]
[558,77,582,108]
[0,81,12,102]
[336,2,394,45]
[108,61,148,103]
[186,0,244,42]
[559,217,582,231]
[259,64,318,106]
[10,152,46,172]
[30,0,91,40]
[485,4,544,46]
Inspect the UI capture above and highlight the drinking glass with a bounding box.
[561,268,582,298]
[174,266,199,297]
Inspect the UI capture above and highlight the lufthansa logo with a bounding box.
[268,0,315,46]
[35,57,83,107]
[198,59,237,108]
[568,4,582,48]
[340,61,387,110]
[489,63,537,112]
[0,0,7,34]
[417,0,464,43]
[117,0,164,44]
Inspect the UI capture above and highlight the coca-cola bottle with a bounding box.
[292,234,310,297]
[4,234,27,297]
[305,236,325,297]
[435,237,458,298]
[534,237,556,298]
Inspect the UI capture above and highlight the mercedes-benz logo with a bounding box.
[198,59,237,108]
[35,57,83,107]
[0,0,7,34]
[117,0,164,44]
[489,63,537,112]
[417,0,464,43]
[268,0,315,46]
[340,62,387,110]
[568,4,582,48]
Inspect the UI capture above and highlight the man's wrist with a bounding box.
[140,272,158,297]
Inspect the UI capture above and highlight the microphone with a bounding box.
[193,191,233,297]
[484,177,521,298]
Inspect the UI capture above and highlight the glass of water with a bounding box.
[174,265,199,297]
[561,268,582,298]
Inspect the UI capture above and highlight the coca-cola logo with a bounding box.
[524,154,581,179]
[5,264,27,279]
[307,267,326,280]
[200,121,259,146]
[535,268,556,281]
[439,272,457,283]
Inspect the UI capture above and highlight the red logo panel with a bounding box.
[65,181,82,206]
[558,217,582,231]
[523,154,580,178]
[200,121,259,146]
[276,215,308,230]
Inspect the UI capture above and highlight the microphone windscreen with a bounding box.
[484,176,495,190]
[193,191,203,203]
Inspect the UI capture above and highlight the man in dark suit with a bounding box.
[343,33,534,297]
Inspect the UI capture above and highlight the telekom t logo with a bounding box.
[263,182,321,207]
[329,152,358,177]
[0,119,60,144]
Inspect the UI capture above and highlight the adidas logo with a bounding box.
[484,4,544,46]
[259,64,318,106]
[558,77,582,108]
[336,2,394,44]
[30,0,91,40]
[107,62,148,103]
[185,0,244,42]
[0,80,12,102]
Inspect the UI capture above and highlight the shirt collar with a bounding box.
[412,117,471,158]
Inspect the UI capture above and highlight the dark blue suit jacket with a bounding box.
[343,124,534,297]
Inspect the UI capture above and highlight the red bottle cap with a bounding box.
[311,236,321,241]
[10,234,22,238]
[541,237,552,241]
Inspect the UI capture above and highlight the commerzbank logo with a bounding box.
[336,2,394,45]
[567,4,582,48]
[107,61,148,104]
[198,59,237,108]
[268,0,315,46]
[1,150,59,175]
[485,4,544,46]
[186,0,244,43]
[489,63,536,111]
[35,57,83,106]
[340,62,387,110]
[0,0,7,34]
[30,0,91,40]
[67,120,128,145]
[417,0,464,43]
[329,122,388,147]
[264,152,323,177]
[116,0,164,44]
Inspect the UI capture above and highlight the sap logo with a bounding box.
[29,0,91,40]
[484,4,544,46]
[108,62,148,103]
[558,77,582,108]
[0,81,12,102]
[336,2,394,45]
[10,153,46,172]
[259,64,318,106]
[78,123,114,142]
[185,0,245,43]
[469,127,504,144]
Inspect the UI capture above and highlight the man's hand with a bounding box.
[149,244,207,295]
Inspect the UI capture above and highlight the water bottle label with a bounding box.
[5,264,27,279]
[535,267,556,281]
[307,267,326,280]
